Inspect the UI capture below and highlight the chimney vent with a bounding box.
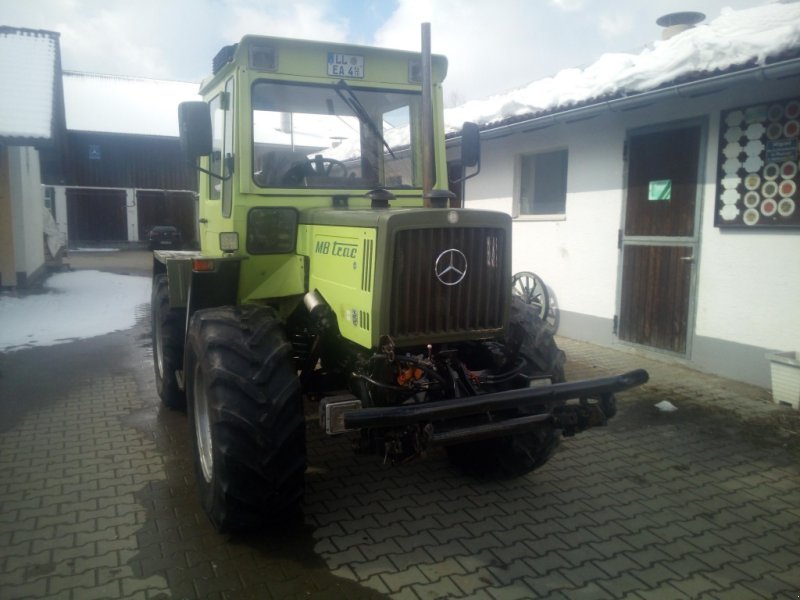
[656,11,705,40]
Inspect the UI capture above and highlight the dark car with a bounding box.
[147,225,182,250]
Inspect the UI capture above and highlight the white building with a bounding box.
[0,27,66,287]
[454,4,800,387]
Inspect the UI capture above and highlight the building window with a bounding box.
[518,149,568,216]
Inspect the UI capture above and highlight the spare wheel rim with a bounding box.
[155,312,165,379]
[193,364,214,483]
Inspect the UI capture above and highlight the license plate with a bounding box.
[327,53,364,78]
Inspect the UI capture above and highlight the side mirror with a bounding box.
[178,101,212,161]
[460,121,481,168]
[449,121,481,184]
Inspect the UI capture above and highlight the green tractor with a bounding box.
[152,27,648,532]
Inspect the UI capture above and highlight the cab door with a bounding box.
[199,78,234,253]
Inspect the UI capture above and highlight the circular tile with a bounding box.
[743,208,759,225]
[786,100,800,120]
[779,179,796,198]
[743,191,760,208]
[778,197,796,217]
[761,198,778,217]
[767,104,783,122]
[780,160,797,180]
[763,163,780,180]
[744,173,760,190]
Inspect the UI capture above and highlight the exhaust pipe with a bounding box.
[421,23,434,206]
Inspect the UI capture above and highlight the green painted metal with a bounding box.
[180,34,471,349]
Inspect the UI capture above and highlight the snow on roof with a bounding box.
[63,72,201,137]
[0,27,59,140]
[444,2,800,133]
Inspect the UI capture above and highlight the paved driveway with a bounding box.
[0,253,798,599]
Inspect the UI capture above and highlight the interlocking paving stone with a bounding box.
[739,572,797,598]
[380,565,430,592]
[412,575,463,600]
[2,301,800,599]
[670,573,723,597]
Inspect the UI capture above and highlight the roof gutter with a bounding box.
[449,56,800,144]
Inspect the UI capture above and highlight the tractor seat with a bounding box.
[255,150,312,187]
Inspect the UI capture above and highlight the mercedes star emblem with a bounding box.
[434,248,468,286]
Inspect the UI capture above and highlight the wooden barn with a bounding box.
[42,72,200,248]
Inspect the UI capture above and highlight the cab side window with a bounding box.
[222,78,234,218]
[208,94,224,201]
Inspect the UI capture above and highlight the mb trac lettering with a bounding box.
[315,240,358,259]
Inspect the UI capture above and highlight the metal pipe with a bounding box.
[429,413,553,446]
[421,22,434,206]
[343,368,649,429]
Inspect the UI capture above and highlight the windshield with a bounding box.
[252,81,421,190]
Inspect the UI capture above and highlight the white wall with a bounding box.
[467,116,627,321]
[126,189,138,241]
[696,113,800,352]
[465,74,800,377]
[8,146,45,281]
[53,185,68,241]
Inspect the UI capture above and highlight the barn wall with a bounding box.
[41,130,198,246]
[55,131,196,190]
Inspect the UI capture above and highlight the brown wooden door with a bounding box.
[66,189,127,242]
[619,125,701,354]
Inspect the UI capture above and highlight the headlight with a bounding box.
[247,207,298,254]
[219,232,239,252]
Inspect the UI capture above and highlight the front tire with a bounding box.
[447,297,566,478]
[184,305,305,533]
[151,274,186,409]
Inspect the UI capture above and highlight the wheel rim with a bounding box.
[512,273,547,318]
[193,363,214,483]
[154,309,165,380]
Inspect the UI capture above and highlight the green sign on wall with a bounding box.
[648,179,672,201]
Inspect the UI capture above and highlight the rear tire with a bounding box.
[184,305,305,533]
[151,274,186,409]
[447,297,566,478]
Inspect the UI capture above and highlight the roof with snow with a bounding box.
[63,72,201,137]
[0,27,61,143]
[444,2,800,134]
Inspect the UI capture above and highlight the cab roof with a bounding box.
[201,34,448,95]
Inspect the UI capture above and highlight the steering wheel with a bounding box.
[312,155,349,177]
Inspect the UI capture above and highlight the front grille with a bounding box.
[389,227,507,340]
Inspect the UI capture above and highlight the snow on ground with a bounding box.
[0,270,150,352]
